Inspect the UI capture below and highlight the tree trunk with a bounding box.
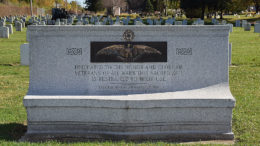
[30,0,33,16]
[256,3,259,13]
[201,3,205,20]
[164,0,168,16]
[220,10,223,19]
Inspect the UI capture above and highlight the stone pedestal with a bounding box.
[22,85,235,142]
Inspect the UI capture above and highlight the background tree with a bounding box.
[84,0,104,12]
[144,0,154,13]
[70,1,78,12]
[251,0,260,13]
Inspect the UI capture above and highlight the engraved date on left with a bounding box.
[66,48,82,55]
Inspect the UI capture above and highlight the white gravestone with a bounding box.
[244,23,251,31]
[242,20,247,28]
[0,27,9,38]
[6,24,13,34]
[16,22,23,31]
[20,43,30,66]
[175,21,182,25]
[229,43,232,65]
[0,21,5,27]
[22,22,26,28]
[22,26,235,142]
[235,20,241,27]
[227,24,233,33]
[254,23,260,33]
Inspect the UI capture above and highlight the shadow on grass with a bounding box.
[0,123,27,141]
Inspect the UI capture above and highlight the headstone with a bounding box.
[113,21,121,25]
[242,20,247,28]
[76,21,82,25]
[90,17,95,24]
[20,43,30,66]
[0,26,9,38]
[235,20,241,27]
[212,18,216,24]
[136,17,142,23]
[198,20,204,25]
[244,23,251,31]
[227,24,233,33]
[22,21,26,28]
[0,20,5,27]
[147,19,153,25]
[108,19,114,25]
[122,18,128,25]
[63,19,68,25]
[55,20,60,25]
[47,19,53,25]
[22,26,235,142]
[229,43,232,65]
[10,17,14,23]
[221,20,227,25]
[116,16,120,23]
[15,22,23,31]
[68,17,74,24]
[95,22,102,25]
[102,18,107,25]
[182,20,187,25]
[127,16,130,22]
[175,21,182,25]
[135,21,144,25]
[154,20,161,25]
[6,24,13,34]
[165,18,174,25]
[214,20,220,25]
[40,21,46,25]
[83,18,89,25]
[29,18,33,24]
[254,23,260,33]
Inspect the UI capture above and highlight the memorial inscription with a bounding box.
[74,64,183,91]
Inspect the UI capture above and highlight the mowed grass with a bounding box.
[229,27,260,144]
[0,25,260,145]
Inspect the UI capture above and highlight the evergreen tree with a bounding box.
[144,0,154,13]
[84,0,103,12]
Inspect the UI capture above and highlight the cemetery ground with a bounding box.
[0,26,259,145]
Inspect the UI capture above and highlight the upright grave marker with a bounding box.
[0,27,9,38]
[254,23,260,33]
[15,22,23,31]
[20,43,30,66]
[6,24,13,34]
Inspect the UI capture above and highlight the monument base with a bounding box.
[21,132,234,142]
[22,84,235,142]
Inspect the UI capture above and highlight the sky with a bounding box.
[67,0,85,7]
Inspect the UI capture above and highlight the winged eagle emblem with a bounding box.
[95,44,162,62]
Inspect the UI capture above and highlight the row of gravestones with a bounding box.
[235,20,260,33]
[0,17,26,38]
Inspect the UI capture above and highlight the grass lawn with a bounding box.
[0,25,260,145]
